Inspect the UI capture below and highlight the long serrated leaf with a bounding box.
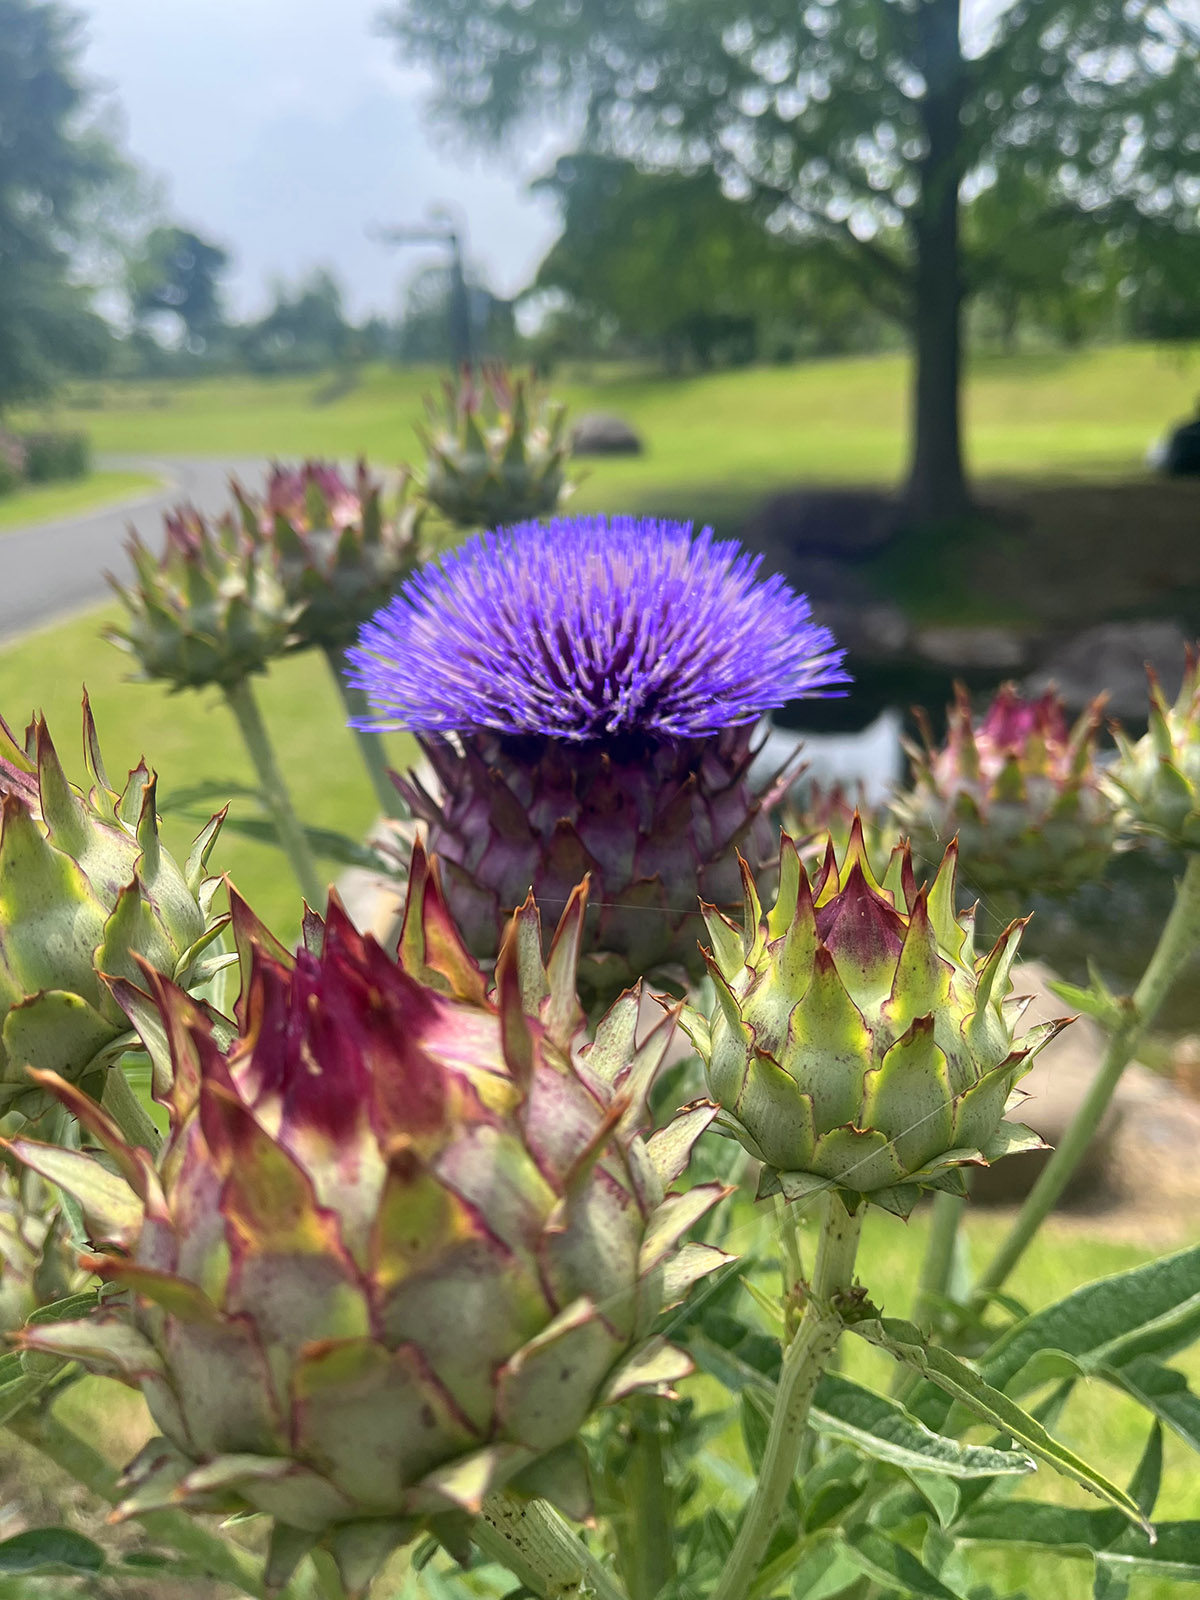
[840,1526,966,1598]
[0,1528,106,1576]
[850,1317,1145,1527]
[1106,1357,1200,1456]
[959,1503,1200,1581]
[982,1244,1200,1394]
[810,1373,1034,1480]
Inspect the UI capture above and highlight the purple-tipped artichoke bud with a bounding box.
[9,845,730,1593]
[1109,646,1200,850]
[347,514,849,1006]
[679,817,1068,1218]
[0,1168,92,1334]
[106,506,298,690]
[232,461,424,654]
[891,682,1118,897]
[0,696,229,1117]
[416,364,575,530]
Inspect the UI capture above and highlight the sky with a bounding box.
[79,0,563,320]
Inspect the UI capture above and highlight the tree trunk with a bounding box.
[904,0,971,524]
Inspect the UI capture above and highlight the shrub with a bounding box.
[19,429,90,482]
[0,434,26,496]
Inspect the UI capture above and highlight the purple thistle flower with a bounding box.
[347,514,848,742]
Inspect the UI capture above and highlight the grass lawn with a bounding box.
[53,342,1200,522]
[0,469,159,532]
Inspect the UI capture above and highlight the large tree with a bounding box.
[128,225,230,347]
[384,0,1200,522]
[0,0,121,413]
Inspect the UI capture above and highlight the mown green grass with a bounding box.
[0,605,413,940]
[0,469,159,532]
[54,342,1200,528]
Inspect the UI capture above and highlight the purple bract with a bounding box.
[347,515,848,742]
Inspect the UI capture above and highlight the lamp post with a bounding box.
[371,211,473,369]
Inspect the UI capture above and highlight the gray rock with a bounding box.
[739,488,900,561]
[570,413,643,456]
[914,624,1028,672]
[1026,619,1189,720]
[971,960,1125,1206]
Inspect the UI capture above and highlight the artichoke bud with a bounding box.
[891,682,1118,896]
[10,844,730,1592]
[416,365,574,530]
[233,462,424,654]
[107,507,298,690]
[680,818,1067,1218]
[0,696,230,1116]
[1109,647,1200,849]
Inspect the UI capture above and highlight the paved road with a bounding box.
[0,454,266,643]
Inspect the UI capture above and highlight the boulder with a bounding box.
[570,413,643,456]
[971,960,1125,1206]
[1025,618,1188,720]
[914,624,1028,672]
[1163,416,1200,477]
[739,488,900,562]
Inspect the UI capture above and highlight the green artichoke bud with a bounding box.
[679,819,1066,1217]
[417,365,574,529]
[232,461,424,654]
[0,1168,91,1333]
[0,698,229,1116]
[1109,647,1200,849]
[107,506,298,690]
[891,682,1118,897]
[11,845,729,1593]
[781,779,893,868]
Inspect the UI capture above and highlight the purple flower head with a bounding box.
[347,514,849,742]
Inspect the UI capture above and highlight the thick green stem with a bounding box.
[100,1063,161,1156]
[710,1192,863,1600]
[321,646,406,821]
[8,1407,269,1597]
[223,678,324,908]
[474,1492,627,1600]
[618,1399,675,1600]
[976,851,1200,1302]
[912,1192,966,1334]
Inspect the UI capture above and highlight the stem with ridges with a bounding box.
[223,677,324,908]
[100,1063,161,1156]
[321,646,406,820]
[7,1407,275,1597]
[474,1492,627,1600]
[710,1191,863,1600]
[976,850,1200,1302]
[618,1399,675,1600]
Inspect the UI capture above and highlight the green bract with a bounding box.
[0,698,228,1116]
[107,507,297,690]
[417,366,573,529]
[11,846,729,1594]
[891,683,1118,897]
[232,461,424,654]
[0,1169,90,1334]
[1109,647,1200,850]
[680,820,1066,1218]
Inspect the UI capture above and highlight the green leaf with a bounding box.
[850,1317,1145,1527]
[1105,1358,1200,1456]
[0,1528,105,1576]
[1127,1421,1163,1520]
[959,1502,1200,1582]
[981,1243,1200,1394]
[1093,1557,1131,1600]
[787,1539,863,1600]
[840,1526,966,1598]
[810,1372,1035,1480]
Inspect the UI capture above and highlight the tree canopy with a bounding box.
[385,0,1200,519]
[128,225,231,346]
[0,0,122,412]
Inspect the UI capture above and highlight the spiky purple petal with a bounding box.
[347,515,848,742]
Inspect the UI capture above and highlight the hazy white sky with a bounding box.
[80,0,562,318]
